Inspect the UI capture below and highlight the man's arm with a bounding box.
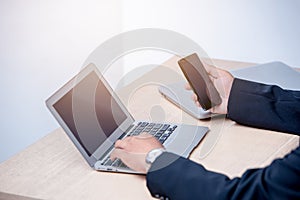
[147,147,300,200]
[112,67,300,199]
[227,78,300,135]
[146,79,300,199]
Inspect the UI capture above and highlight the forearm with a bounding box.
[227,78,300,135]
[147,148,300,200]
[146,152,238,200]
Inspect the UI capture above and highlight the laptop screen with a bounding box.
[53,71,127,156]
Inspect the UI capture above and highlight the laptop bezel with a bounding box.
[46,63,135,167]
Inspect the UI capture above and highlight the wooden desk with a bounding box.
[0,57,299,200]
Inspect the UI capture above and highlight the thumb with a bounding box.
[110,148,125,161]
[202,60,219,78]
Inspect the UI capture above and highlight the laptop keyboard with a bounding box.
[129,122,177,143]
[102,122,177,169]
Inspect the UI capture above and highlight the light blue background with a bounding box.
[1,0,299,163]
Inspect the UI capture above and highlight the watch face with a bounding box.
[146,148,166,164]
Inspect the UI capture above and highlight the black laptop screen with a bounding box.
[53,71,127,156]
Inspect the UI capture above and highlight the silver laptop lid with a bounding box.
[46,63,134,167]
[231,61,300,91]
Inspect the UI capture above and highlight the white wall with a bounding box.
[0,0,122,163]
[121,0,300,67]
[1,0,300,163]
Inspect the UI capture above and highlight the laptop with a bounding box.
[46,63,208,174]
[158,61,300,119]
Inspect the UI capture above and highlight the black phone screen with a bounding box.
[178,53,222,110]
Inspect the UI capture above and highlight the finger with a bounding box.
[191,93,198,102]
[185,83,192,90]
[209,98,227,115]
[110,148,124,161]
[114,139,126,149]
[190,94,201,108]
[209,104,221,114]
[201,59,215,71]
[111,149,148,173]
[110,148,133,161]
[202,60,219,78]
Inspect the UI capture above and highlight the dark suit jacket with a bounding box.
[146,78,300,200]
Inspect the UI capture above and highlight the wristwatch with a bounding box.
[145,148,166,172]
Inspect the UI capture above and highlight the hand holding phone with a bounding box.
[178,53,222,110]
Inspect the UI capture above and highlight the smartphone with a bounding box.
[178,53,222,110]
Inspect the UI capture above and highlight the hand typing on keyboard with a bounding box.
[110,132,164,173]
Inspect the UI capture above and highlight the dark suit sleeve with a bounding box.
[147,148,300,200]
[227,78,300,135]
[146,79,300,200]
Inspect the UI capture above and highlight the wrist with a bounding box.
[145,148,166,172]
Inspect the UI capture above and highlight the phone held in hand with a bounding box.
[178,53,222,110]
